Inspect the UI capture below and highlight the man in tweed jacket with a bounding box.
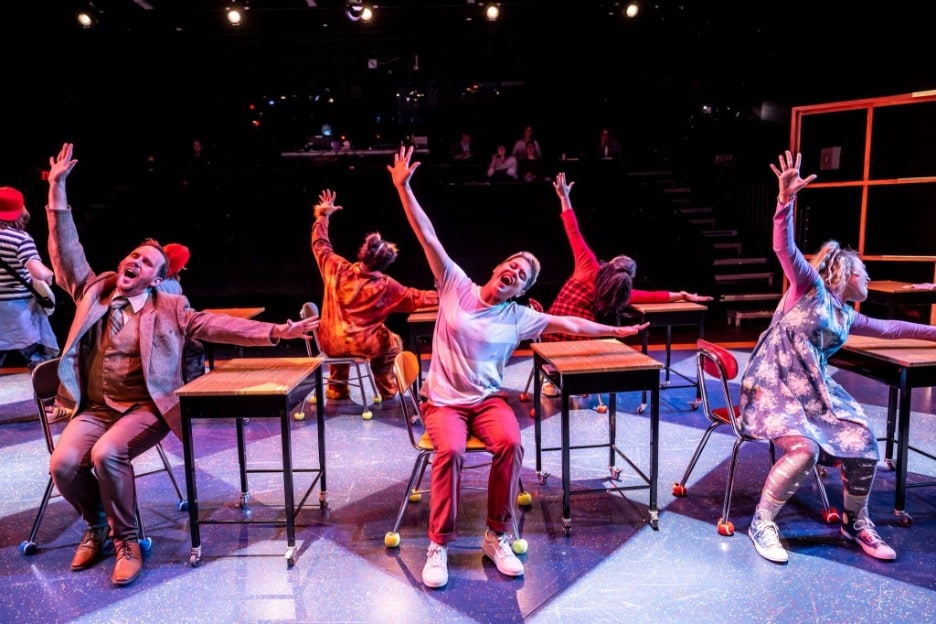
[45,142,318,586]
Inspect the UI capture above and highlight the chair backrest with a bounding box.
[695,339,742,432]
[527,297,543,313]
[393,350,424,449]
[300,301,324,358]
[31,357,69,455]
[697,339,738,381]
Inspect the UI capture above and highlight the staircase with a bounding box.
[634,170,782,327]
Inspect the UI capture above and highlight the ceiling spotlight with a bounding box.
[226,4,246,26]
[485,3,499,21]
[76,3,98,28]
[625,2,639,18]
[346,0,365,21]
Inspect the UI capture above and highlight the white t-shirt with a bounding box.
[423,260,549,406]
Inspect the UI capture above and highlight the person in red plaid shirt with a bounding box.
[543,172,712,343]
[541,172,712,394]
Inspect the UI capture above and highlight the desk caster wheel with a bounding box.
[636,403,647,414]
[649,510,660,530]
[896,510,913,527]
[717,518,735,536]
[319,491,328,506]
[883,459,895,471]
[239,492,250,509]
[19,540,38,555]
[285,546,296,567]
[537,471,550,486]
[517,490,533,507]
[562,518,571,536]
[689,399,701,410]
[384,531,401,548]
[189,546,202,567]
[511,538,528,554]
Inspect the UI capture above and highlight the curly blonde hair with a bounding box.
[809,240,862,296]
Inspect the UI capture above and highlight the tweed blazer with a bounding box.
[47,206,279,440]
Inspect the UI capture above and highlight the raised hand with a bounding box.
[770,150,817,203]
[48,142,78,185]
[552,172,575,201]
[314,188,342,219]
[388,145,420,188]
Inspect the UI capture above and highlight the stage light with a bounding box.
[76,3,98,29]
[226,5,244,26]
[485,3,500,21]
[346,1,372,22]
[625,2,639,18]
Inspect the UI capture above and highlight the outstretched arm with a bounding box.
[543,315,650,339]
[388,145,450,280]
[769,151,818,308]
[46,142,93,298]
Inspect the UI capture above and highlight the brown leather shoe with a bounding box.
[112,540,143,586]
[71,526,112,571]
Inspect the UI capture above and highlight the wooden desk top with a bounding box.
[841,335,936,367]
[407,308,438,323]
[868,281,936,295]
[176,357,323,397]
[628,301,708,314]
[531,339,663,374]
[203,307,266,320]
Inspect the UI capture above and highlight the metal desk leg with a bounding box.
[561,392,572,536]
[663,325,673,385]
[182,415,202,567]
[884,386,898,470]
[236,417,250,508]
[534,356,547,484]
[280,405,297,566]
[894,374,912,527]
[315,366,328,505]
[649,384,660,530]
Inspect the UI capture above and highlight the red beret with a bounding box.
[164,243,191,277]
[0,186,25,221]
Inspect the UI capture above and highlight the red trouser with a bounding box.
[421,395,522,545]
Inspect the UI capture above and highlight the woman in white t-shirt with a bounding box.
[388,145,648,589]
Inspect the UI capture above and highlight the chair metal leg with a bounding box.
[672,420,723,496]
[717,437,747,536]
[19,477,56,555]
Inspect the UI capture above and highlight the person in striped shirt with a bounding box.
[0,186,59,370]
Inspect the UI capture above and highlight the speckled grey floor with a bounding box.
[1,346,934,624]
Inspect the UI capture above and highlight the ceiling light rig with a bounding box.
[484,3,500,22]
[76,3,98,29]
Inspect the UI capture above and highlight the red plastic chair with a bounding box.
[672,339,839,536]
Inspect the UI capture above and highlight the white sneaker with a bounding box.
[422,542,448,588]
[748,514,788,563]
[481,529,524,577]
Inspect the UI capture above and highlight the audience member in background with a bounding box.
[311,188,438,401]
[518,142,547,183]
[511,125,542,161]
[44,142,318,587]
[591,127,623,160]
[486,145,518,183]
[449,131,476,162]
[0,186,60,370]
[741,151,936,565]
[388,145,648,589]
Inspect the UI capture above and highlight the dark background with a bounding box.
[3,1,935,340]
